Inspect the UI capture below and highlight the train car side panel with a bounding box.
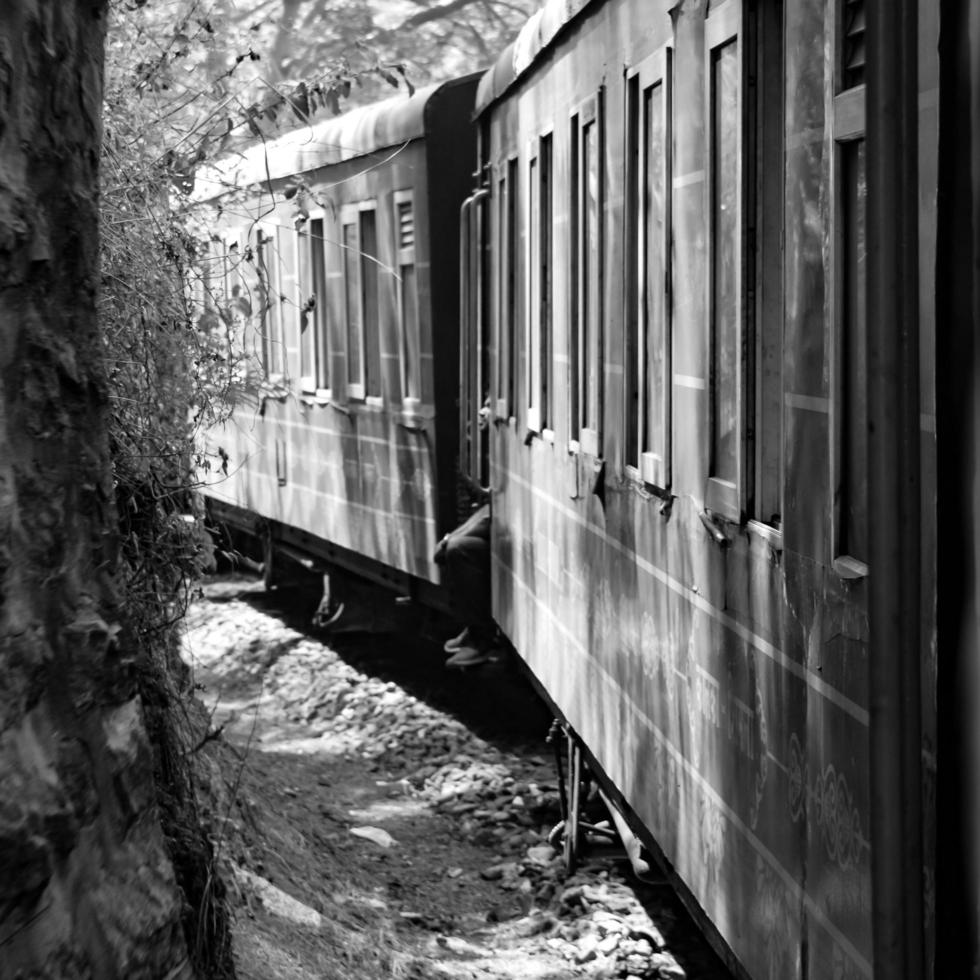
[479,0,940,976]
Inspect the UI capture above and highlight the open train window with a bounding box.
[255,223,287,381]
[570,90,604,456]
[341,211,363,399]
[704,3,742,521]
[216,228,253,373]
[746,0,784,531]
[394,191,420,408]
[625,48,672,491]
[832,0,868,578]
[495,160,518,419]
[526,134,553,436]
[341,202,382,403]
[303,212,330,398]
[494,172,507,415]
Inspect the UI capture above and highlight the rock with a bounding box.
[650,952,687,977]
[511,910,558,937]
[524,844,556,866]
[574,933,600,963]
[349,826,396,848]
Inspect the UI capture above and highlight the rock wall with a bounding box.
[0,3,193,976]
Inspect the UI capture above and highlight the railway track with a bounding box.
[181,574,735,980]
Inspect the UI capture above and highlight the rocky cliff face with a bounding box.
[0,3,193,976]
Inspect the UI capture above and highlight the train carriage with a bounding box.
[189,1,980,974]
[195,76,479,606]
[461,0,943,977]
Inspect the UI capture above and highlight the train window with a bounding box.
[297,221,316,394]
[359,207,382,401]
[341,203,382,402]
[625,49,672,490]
[540,133,553,435]
[394,192,420,405]
[255,223,286,380]
[341,212,363,399]
[525,134,554,436]
[570,91,604,456]
[507,158,519,418]
[527,153,541,433]
[306,214,330,396]
[747,0,784,529]
[495,172,507,416]
[705,5,742,521]
[216,230,252,370]
[569,117,580,443]
[840,139,867,564]
[832,3,868,575]
[495,160,518,419]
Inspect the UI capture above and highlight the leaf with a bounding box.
[395,64,415,97]
[289,81,310,122]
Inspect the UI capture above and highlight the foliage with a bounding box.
[99,0,536,970]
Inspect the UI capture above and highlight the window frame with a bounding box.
[830,20,868,578]
[358,203,383,405]
[495,159,519,420]
[340,205,365,400]
[745,0,785,534]
[704,1,744,522]
[394,189,421,410]
[624,46,673,492]
[525,135,554,437]
[255,220,287,382]
[304,209,331,399]
[539,133,554,440]
[214,227,251,373]
[570,89,605,458]
[340,200,381,403]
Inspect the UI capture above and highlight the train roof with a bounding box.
[474,0,596,116]
[193,80,447,202]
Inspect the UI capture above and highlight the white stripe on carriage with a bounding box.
[495,556,873,980]
[205,482,438,528]
[495,464,870,727]
[673,374,706,390]
[259,415,435,448]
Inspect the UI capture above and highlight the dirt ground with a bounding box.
[182,574,736,980]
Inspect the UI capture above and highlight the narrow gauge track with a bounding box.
[183,574,735,980]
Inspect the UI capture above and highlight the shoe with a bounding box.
[443,627,472,653]
[445,645,492,669]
